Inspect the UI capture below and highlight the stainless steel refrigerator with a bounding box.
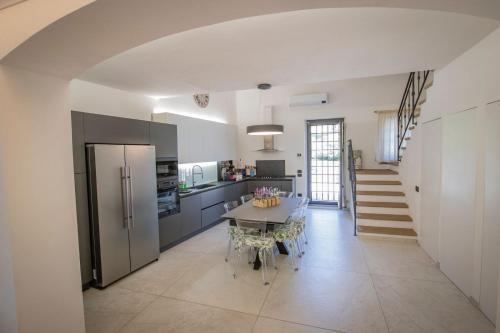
[86,144,159,287]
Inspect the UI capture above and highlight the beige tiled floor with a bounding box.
[83,209,495,333]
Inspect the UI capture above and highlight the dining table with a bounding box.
[221,197,303,270]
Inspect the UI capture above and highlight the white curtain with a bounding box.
[376,111,398,163]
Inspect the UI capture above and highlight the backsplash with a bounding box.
[178,161,218,187]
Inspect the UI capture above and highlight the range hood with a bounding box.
[256,135,282,152]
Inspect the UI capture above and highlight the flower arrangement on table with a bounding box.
[252,187,281,208]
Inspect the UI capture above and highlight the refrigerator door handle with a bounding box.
[120,166,130,229]
[128,166,135,229]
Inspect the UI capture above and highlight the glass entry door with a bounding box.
[307,119,344,206]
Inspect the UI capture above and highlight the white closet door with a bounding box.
[480,101,500,323]
[419,119,441,262]
[440,109,477,296]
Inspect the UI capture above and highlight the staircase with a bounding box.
[355,169,417,239]
[347,71,434,239]
[398,70,433,160]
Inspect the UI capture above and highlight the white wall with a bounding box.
[236,74,407,196]
[397,124,422,235]
[0,65,85,333]
[70,79,154,120]
[398,26,500,324]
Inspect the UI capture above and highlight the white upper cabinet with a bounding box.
[158,113,238,164]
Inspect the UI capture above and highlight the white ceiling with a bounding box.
[77,8,499,96]
[0,0,25,10]
[3,0,500,80]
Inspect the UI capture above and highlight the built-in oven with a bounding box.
[156,160,180,218]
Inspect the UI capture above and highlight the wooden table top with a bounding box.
[221,197,302,224]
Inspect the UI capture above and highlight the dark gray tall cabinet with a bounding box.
[83,113,150,144]
[150,122,178,159]
[71,111,177,288]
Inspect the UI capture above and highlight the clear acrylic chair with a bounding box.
[271,219,301,271]
[223,201,239,262]
[290,198,309,255]
[231,219,276,285]
[240,193,254,203]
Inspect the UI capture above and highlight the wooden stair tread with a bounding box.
[357,225,417,237]
[357,201,408,208]
[404,137,411,141]
[355,169,398,175]
[357,213,412,222]
[357,191,405,196]
[357,180,401,185]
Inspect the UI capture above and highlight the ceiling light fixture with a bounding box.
[246,83,284,136]
[247,124,284,135]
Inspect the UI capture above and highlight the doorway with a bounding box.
[306,118,344,206]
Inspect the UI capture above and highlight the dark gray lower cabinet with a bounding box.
[201,187,225,208]
[224,181,248,203]
[201,202,225,228]
[159,213,181,249]
[180,194,201,237]
[74,173,92,285]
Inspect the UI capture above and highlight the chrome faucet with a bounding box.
[192,165,204,187]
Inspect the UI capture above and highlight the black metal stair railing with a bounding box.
[397,70,432,160]
[347,139,357,236]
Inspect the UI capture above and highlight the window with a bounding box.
[376,111,398,163]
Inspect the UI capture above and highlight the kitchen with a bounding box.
[3,3,499,333]
[72,110,296,289]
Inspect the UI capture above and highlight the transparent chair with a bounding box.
[240,193,254,203]
[223,201,239,262]
[271,220,301,271]
[231,219,276,285]
[291,198,309,254]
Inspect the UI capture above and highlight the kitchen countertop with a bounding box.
[179,176,296,198]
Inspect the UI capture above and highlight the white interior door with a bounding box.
[440,109,477,297]
[480,101,500,323]
[419,119,441,262]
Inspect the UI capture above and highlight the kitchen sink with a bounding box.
[193,183,217,190]
[179,189,193,194]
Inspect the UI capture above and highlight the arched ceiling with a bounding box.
[1,0,499,81]
[78,8,498,96]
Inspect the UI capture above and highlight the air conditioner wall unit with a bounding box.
[289,93,328,107]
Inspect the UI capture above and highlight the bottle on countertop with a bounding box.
[250,165,256,177]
